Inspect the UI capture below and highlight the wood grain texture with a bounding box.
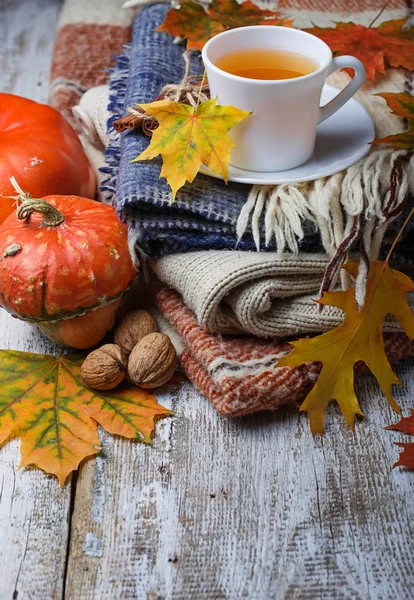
[0,0,62,100]
[1,0,414,598]
[64,366,414,600]
[0,2,71,600]
[0,316,74,600]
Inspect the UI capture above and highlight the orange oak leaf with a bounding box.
[157,0,293,51]
[134,98,250,199]
[372,92,414,151]
[385,410,414,470]
[156,1,226,51]
[305,19,414,79]
[277,261,414,436]
[0,350,170,485]
[385,409,414,435]
[208,0,294,30]
[393,443,414,469]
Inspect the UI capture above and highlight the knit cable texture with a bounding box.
[155,285,413,417]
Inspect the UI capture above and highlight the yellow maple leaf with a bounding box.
[277,262,414,436]
[133,98,251,199]
[0,351,171,485]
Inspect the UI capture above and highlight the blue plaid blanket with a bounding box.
[101,3,318,256]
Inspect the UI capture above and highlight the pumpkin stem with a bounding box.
[17,199,65,227]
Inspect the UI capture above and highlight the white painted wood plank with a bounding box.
[0,3,71,600]
[64,360,414,600]
[0,293,73,600]
[0,0,61,102]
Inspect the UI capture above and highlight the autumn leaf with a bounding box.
[385,409,414,435]
[133,97,250,199]
[277,261,414,436]
[208,0,294,30]
[385,410,414,469]
[372,92,414,151]
[0,350,170,485]
[393,443,414,469]
[156,1,226,51]
[157,0,293,50]
[63,355,170,443]
[305,19,414,79]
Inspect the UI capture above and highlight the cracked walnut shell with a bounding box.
[128,332,177,389]
[114,309,158,355]
[81,344,127,390]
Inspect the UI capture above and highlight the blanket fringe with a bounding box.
[100,45,131,205]
[237,149,412,301]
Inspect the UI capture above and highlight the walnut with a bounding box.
[128,332,177,389]
[114,309,158,356]
[81,344,127,390]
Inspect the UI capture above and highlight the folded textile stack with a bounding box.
[154,286,412,416]
[54,0,414,416]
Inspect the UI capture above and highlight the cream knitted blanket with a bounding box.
[153,250,412,337]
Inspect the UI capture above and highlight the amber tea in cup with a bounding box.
[203,26,366,171]
[214,48,318,80]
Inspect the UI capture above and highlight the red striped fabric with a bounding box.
[156,286,413,417]
[278,0,405,11]
[50,23,131,127]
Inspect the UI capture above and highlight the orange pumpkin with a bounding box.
[0,94,96,224]
[0,195,136,349]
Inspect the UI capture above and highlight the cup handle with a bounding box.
[318,56,366,124]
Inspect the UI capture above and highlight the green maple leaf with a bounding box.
[0,350,170,485]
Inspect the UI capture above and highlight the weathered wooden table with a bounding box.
[0,1,413,598]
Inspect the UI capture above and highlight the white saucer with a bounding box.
[200,85,375,185]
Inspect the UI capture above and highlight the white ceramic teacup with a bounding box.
[202,26,366,172]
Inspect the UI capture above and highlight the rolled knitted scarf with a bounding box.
[154,285,413,417]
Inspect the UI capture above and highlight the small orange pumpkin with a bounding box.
[0,195,136,349]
